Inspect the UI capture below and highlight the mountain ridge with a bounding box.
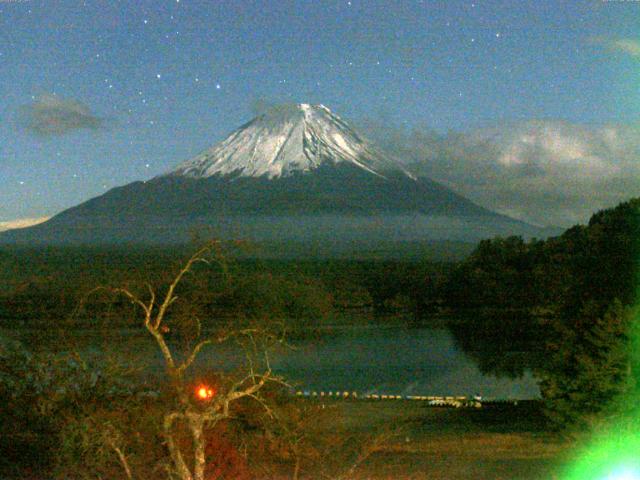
[0,104,553,251]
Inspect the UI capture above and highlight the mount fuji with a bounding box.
[1,104,549,254]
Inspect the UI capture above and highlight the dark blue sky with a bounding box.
[0,0,638,222]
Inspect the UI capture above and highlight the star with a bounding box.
[143,19,148,25]
[216,83,221,89]
[156,73,162,79]
[495,32,501,38]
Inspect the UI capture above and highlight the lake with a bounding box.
[5,321,540,400]
[270,325,539,400]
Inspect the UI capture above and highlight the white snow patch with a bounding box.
[169,103,410,180]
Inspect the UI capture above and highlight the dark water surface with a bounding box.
[268,325,539,399]
[7,321,540,400]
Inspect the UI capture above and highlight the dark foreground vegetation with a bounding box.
[1,198,639,478]
[1,242,456,479]
[2,243,418,480]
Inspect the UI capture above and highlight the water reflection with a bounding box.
[264,325,540,399]
[12,315,542,400]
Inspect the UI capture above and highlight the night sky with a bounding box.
[0,0,638,227]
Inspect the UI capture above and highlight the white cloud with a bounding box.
[0,217,50,232]
[369,120,640,227]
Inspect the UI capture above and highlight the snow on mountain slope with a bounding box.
[170,103,414,179]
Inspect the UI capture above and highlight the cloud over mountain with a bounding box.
[20,94,105,136]
[368,120,640,227]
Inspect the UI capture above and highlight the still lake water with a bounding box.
[10,321,540,400]
[190,324,540,400]
[276,326,538,399]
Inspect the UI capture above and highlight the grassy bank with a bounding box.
[322,400,569,479]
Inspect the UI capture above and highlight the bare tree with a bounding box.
[104,241,286,480]
[56,241,395,480]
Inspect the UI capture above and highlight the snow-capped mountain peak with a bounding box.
[170,103,412,179]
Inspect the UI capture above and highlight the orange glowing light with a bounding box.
[196,385,215,400]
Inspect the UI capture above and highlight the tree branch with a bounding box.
[178,339,213,373]
[155,243,217,329]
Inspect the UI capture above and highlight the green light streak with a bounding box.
[562,429,640,480]
[561,245,640,480]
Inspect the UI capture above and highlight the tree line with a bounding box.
[0,248,451,333]
[443,198,640,429]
